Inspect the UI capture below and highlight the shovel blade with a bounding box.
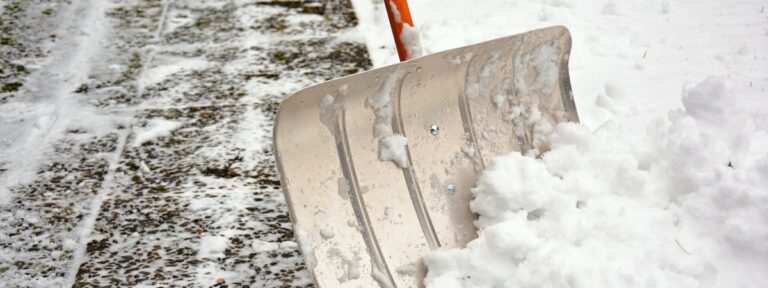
[274,26,578,288]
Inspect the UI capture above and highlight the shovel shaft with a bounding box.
[384,0,415,61]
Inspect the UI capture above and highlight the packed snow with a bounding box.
[513,42,561,97]
[295,223,318,271]
[351,0,768,287]
[387,0,423,59]
[399,24,423,59]
[366,72,399,137]
[366,70,411,168]
[378,134,410,168]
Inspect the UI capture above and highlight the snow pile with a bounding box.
[681,77,753,168]
[424,77,768,287]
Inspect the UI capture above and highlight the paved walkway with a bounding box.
[0,0,370,287]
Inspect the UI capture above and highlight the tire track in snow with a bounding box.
[64,132,129,286]
[64,5,178,280]
[0,0,112,204]
[0,0,130,286]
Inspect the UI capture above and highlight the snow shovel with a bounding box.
[273,1,579,287]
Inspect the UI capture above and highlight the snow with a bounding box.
[682,77,730,125]
[320,227,335,239]
[294,224,317,270]
[378,134,409,169]
[399,24,423,59]
[132,118,184,147]
[136,58,209,90]
[426,94,768,286]
[366,72,398,137]
[365,70,412,168]
[337,177,351,200]
[371,264,395,288]
[0,0,763,285]
[0,0,117,205]
[198,235,229,259]
[349,0,768,286]
[395,263,418,276]
[319,85,353,141]
[328,247,362,282]
[4,0,348,285]
[682,77,754,168]
[513,42,560,96]
[65,132,128,286]
[388,0,401,23]
[250,239,279,253]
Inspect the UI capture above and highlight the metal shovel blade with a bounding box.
[274,26,578,288]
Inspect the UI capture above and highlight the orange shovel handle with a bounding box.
[384,0,415,62]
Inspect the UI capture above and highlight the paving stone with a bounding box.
[0,0,371,286]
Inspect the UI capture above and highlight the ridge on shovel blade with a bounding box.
[274,26,579,288]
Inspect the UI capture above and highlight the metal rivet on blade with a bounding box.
[429,124,440,136]
[446,184,456,195]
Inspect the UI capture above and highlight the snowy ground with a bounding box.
[351,0,768,287]
[0,0,368,287]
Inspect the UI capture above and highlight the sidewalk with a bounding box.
[0,0,370,287]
